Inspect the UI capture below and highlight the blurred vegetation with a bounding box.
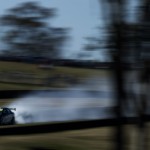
[0,125,146,150]
[0,127,113,150]
[0,2,69,58]
[0,61,110,90]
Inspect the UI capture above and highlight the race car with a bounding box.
[0,107,16,125]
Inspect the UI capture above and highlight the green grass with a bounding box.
[55,66,110,77]
[0,99,14,106]
[0,127,114,150]
[0,83,41,90]
[0,61,111,90]
[0,61,109,77]
[0,125,146,150]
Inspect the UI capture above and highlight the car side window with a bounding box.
[7,109,11,114]
[7,109,11,113]
[2,109,7,114]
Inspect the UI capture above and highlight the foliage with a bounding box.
[0,2,69,58]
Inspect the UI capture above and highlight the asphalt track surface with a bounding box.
[6,88,114,124]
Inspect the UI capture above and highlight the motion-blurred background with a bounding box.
[0,0,149,150]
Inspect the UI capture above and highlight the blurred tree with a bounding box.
[84,37,102,51]
[83,27,109,61]
[0,2,69,58]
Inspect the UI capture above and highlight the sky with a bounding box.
[0,0,139,61]
[0,0,103,60]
